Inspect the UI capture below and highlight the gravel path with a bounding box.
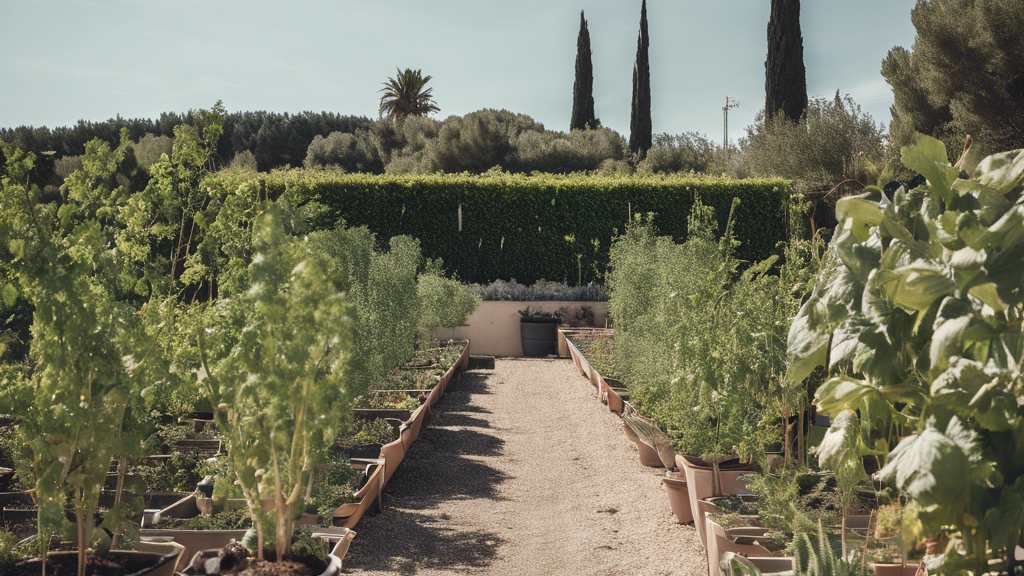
[343,358,707,576]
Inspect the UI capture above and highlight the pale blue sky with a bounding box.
[0,0,917,145]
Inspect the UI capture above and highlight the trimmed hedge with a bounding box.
[210,171,794,284]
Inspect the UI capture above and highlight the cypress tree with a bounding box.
[629,0,652,157]
[765,0,807,123]
[570,11,596,131]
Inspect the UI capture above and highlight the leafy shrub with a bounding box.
[739,92,885,193]
[512,127,625,173]
[306,456,358,522]
[420,109,545,174]
[471,279,608,301]
[417,273,480,329]
[223,149,258,173]
[53,154,84,181]
[608,199,812,464]
[352,418,397,445]
[304,130,383,173]
[133,133,174,174]
[371,116,441,168]
[637,132,716,174]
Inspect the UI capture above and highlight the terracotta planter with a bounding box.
[636,440,664,467]
[623,421,639,444]
[677,455,758,548]
[663,472,693,523]
[353,408,413,421]
[706,517,776,576]
[872,563,926,576]
[719,552,794,576]
[379,437,406,488]
[19,549,183,576]
[334,462,384,529]
[183,548,342,576]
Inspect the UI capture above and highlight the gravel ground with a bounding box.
[342,358,707,576]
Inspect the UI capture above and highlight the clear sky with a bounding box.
[0,0,917,145]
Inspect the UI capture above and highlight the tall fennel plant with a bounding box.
[199,204,356,561]
[0,143,147,576]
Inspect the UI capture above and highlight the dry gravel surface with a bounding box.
[343,358,707,576]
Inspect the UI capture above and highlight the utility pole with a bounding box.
[723,96,739,160]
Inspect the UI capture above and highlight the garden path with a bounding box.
[342,358,707,576]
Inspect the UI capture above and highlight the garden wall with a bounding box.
[211,172,794,284]
[432,301,608,356]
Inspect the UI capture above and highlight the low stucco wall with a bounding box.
[433,301,609,357]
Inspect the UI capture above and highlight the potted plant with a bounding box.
[198,204,357,567]
[0,142,183,576]
[518,306,564,357]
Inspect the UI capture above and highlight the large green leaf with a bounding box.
[786,303,829,387]
[815,410,867,477]
[815,376,888,419]
[893,263,955,312]
[973,149,1024,195]
[901,135,960,204]
[878,424,970,520]
[834,226,882,286]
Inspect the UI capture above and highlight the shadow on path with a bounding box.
[343,370,508,574]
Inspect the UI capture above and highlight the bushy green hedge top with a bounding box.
[211,170,794,284]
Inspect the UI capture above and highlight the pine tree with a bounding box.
[629,0,652,157]
[882,0,1024,157]
[570,11,597,131]
[765,0,807,123]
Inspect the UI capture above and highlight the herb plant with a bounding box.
[198,204,356,563]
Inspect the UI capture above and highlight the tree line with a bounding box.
[1,0,1020,195]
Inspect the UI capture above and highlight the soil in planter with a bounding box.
[562,329,617,378]
[156,507,253,530]
[236,560,315,576]
[708,495,759,515]
[11,551,164,576]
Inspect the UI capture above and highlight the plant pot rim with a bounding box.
[520,317,562,324]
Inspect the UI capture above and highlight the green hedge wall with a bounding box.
[210,171,794,285]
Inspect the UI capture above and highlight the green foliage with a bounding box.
[608,199,805,465]
[740,93,885,193]
[199,203,356,561]
[882,0,1024,159]
[745,470,841,543]
[512,128,626,173]
[792,521,869,576]
[306,456,358,523]
[304,130,383,173]
[224,150,259,174]
[208,170,792,285]
[637,133,716,174]
[133,133,173,175]
[53,154,84,181]
[0,528,29,571]
[352,418,397,446]
[418,273,480,329]
[786,135,1024,574]
[378,68,440,120]
[159,507,252,530]
[471,279,608,301]
[0,138,161,573]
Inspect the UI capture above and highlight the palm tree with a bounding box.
[378,68,440,119]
